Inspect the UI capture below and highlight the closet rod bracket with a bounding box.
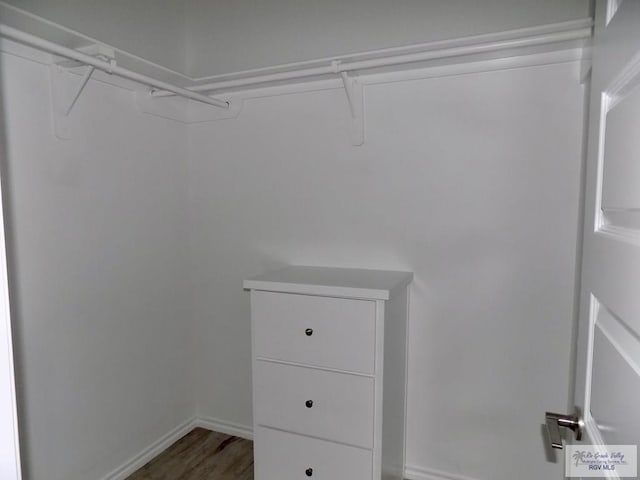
[48,44,117,139]
[61,65,95,116]
[338,68,364,146]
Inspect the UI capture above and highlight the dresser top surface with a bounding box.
[243,266,413,300]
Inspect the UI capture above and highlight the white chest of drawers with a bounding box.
[244,266,412,480]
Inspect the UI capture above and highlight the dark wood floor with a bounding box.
[127,428,253,480]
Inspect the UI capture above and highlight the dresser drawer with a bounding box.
[254,360,374,448]
[251,291,376,373]
[254,426,373,480]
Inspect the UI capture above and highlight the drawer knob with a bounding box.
[305,328,313,336]
[305,400,313,408]
[305,468,313,477]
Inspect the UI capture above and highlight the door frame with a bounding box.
[0,165,21,479]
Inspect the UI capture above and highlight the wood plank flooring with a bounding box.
[127,428,253,480]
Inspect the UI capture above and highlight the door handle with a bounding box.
[545,409,583,449]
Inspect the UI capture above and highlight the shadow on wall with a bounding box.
[541,423,559,464]
[540,421,573,466]
[0,53,29,478]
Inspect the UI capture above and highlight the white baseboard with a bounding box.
[99,417,197,480]
[195,415,254,440]
[97,415,252,480]
[404,465,480,480]
[98,417,472,480]
[192,420,476,480]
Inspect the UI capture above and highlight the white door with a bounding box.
[0,169,21,477]
[556,0,640,476]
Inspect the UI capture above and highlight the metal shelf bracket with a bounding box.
[336,65,364,146]
[49,45,114,139]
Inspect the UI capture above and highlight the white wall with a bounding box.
[0,12,587,480]
[1,0,187,74]
[188,61,585,480]
[185,0,590,77]
[0,52,193,480]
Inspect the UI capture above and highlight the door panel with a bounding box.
[590,304,640,446]
[0,140,21,478]
[574,0,640,467]
[602,83,640,212]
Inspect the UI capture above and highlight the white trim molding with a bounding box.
[97,417,485,480]
[98,416,253,480]
[99,418,197,480]
[156,18,593,95]
[405,465,481,480]
[194,416,254,441]
[0,131,22,480]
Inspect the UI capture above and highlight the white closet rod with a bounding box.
[151,19,593,97]
[0,24,229,109]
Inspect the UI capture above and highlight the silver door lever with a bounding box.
[545,410,583,449]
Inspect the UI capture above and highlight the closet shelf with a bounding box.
[0,18,592,104]
[0,18,592,145]
[150,18,593,97]
[0,23,229,110]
